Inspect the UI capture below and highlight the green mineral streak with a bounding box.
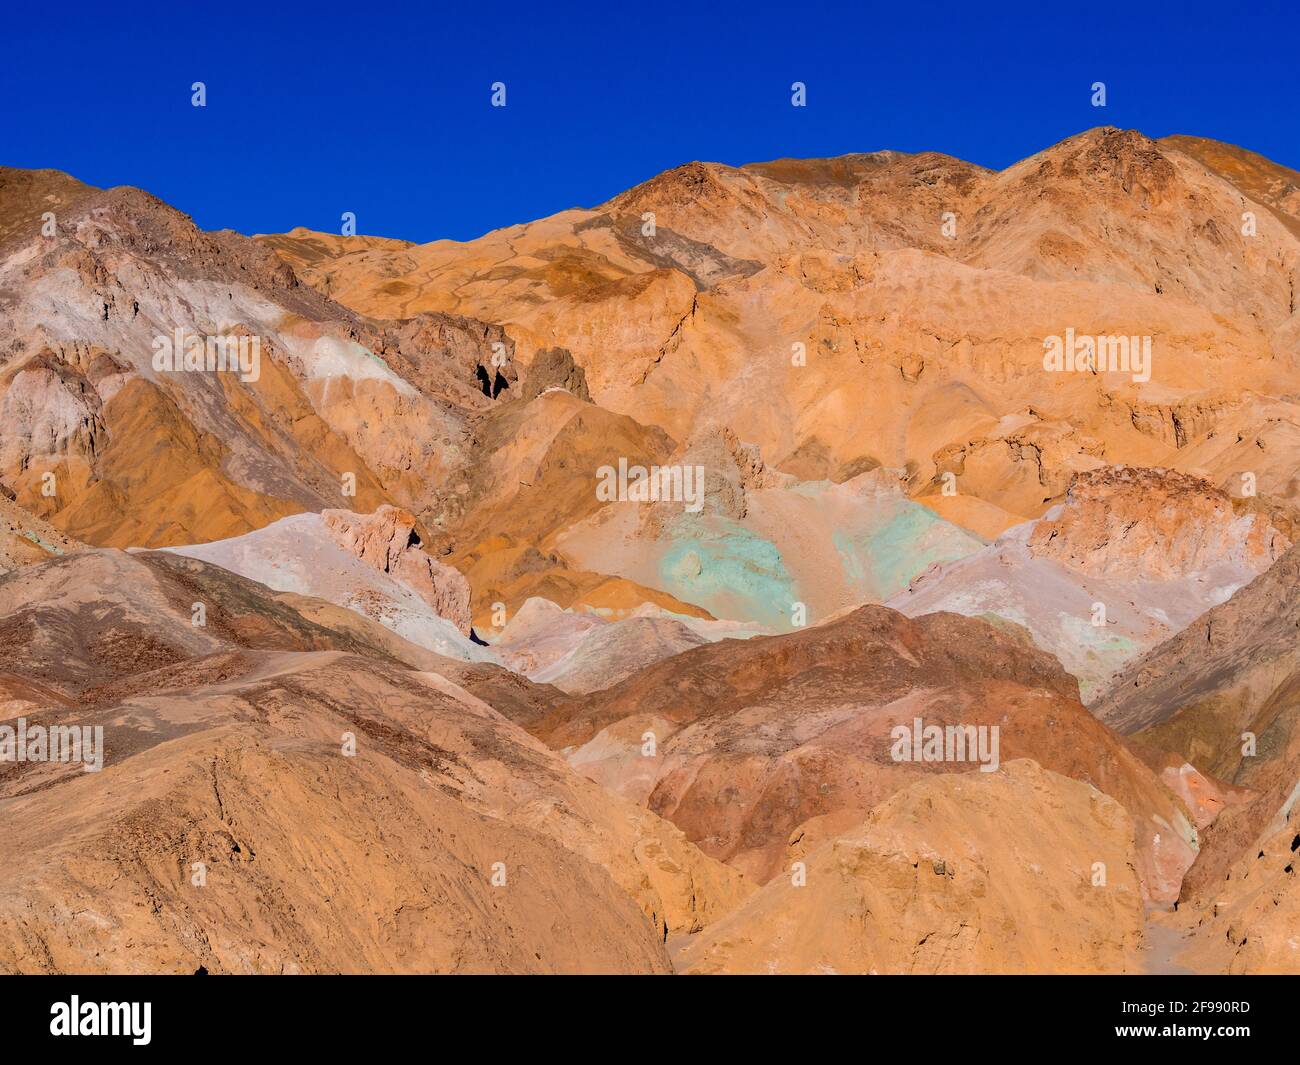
[17,529,64,556]
[833,501,981,601]
[1058,614,1141,701]
[658,518,797,629]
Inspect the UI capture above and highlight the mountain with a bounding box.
[4,126,1300,974]
[250,127,1300,636]
[261,128,1300,530]
[1160,135,1300,239]
[0,167,515,548]
[7,128,1300,638]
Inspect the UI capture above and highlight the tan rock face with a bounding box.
[429,387,710,626]
[0,488,82,574]
[678,760,1147,975]
[1161,135,1300,239]
[162,512,487,663]
[516,346,591,402]
[667,423,779,522]
[0,713,675,976]
[1176,818,1300,975]
[890,466,1297,702]
[1027,466,1291,579]
[505,611,710,695]
[0,167,97,248]
[322,505,472,635]
[262,128,1300,536]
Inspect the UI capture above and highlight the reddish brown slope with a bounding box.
[536,605,1196,900]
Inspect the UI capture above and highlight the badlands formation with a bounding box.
[1,127,1299,973]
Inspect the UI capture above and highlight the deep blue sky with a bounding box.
[5,0,1297,243]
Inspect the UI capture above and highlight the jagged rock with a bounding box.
[321,505,473,635]
[518,346,590,402]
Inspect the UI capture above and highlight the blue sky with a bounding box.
[5,0,1296,242]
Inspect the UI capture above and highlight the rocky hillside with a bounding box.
[889,466,1294,700]
[533,604,1197,903]
[0,549,748,972]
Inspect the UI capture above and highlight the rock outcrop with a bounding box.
[890,466,1293,700]
[165,511,483,661]
[322,505,473,635]
[1026,467,1290,579]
